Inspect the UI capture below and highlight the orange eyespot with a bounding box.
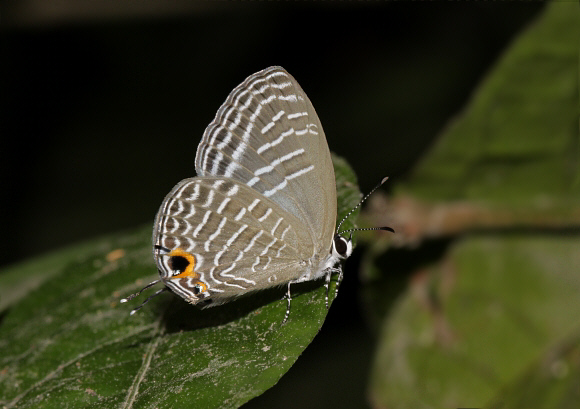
[193,281,208,294]
[168,248,197,278]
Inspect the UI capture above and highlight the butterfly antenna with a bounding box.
[338,226,395,236]
[336,176,390,233]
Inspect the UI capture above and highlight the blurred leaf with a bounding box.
[0,154,359,409]
[487,324,580,409]
[398,2,578,207]
[368,2,580,408]
[370,237,580,408]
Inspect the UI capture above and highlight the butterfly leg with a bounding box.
[334,268,344,300]
[324,272,332,309]
[281,281,292,325]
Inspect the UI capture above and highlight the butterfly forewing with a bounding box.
[195,67,337,256]
[153,177,313,302]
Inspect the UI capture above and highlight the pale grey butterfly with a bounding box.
[121,66,392,323]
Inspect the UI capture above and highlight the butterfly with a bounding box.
[122,66,392,323]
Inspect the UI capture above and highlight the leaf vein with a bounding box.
[121,318,164,409]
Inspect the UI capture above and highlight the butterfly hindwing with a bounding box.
[153,177,314,302]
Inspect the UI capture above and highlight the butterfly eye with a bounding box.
[334,235,349,257]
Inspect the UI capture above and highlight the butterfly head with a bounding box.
[332,233,353,260]
[332,176,395,260]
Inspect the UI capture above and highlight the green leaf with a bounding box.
[368,2,580,408]
[0,154,360,409]
[370,236,580,409]
[0,237,116,313]
[398,2,579,208]
[486,326,580,409]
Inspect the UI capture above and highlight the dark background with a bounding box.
[1,2,545,408]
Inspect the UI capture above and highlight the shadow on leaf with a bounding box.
[158,279,329,333]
